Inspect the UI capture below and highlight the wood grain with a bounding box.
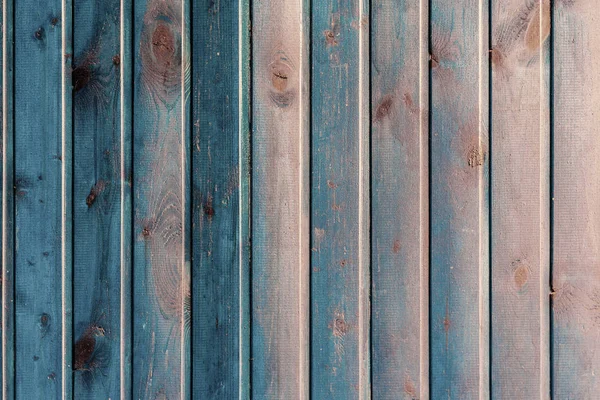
[552,0,600,397]
[14,0,73,398]
[491,0,550,398]
[132,0,190,397]
[251,0,309,397]
[1,0,15,396]
[72,0,130,397]
[311,0,370,397]
[192,0,250,397]
[429,0,490,398]
[371,0,429,399]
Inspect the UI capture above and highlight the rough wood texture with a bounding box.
[1,0,15,396]
[311,0,370,397]
[132,0,190,397]
[429,1,490,398]
[192,0,250,397]
[553,0,600,397]
[251,0,309,397]
[72,0,129,397]
[14,0,73,398]
[491,1,550,398]
[371,0,429,398]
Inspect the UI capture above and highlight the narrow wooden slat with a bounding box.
[191,0,251,396]
[311,0,370,397]
[370,0,429,398]
[429,0,490,398]
[251,0,309,397]
[552,1,600,397]
[72,0,129,397]
[132,0,190,397]
[490,0,550,398]
[14,0,73,397]
[1,0,15,396]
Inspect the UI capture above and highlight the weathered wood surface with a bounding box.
[1,0,15,397]
[553,0,600,397]
[311,0,370,397]
[251,0,309,397]
[14,0,73,398]
[3,0,600,398]
[371,0,428,398]
[72,0,129,397]
[429,0,490,398]
[491,0,550,398]
[192,0,250,397]
[132,0,190,397]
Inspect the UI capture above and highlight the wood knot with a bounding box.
[34,27,45,41]
[374,94,394,123]
[113,55,121,66]
[512,260,530,291]
[268,50,296,108]
[203,204,215,217]
[50,17,60,26]
[72,65,91,92]
[324,30,338,46]
[152,24,175,65]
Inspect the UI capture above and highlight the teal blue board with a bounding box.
[192,0,250,397]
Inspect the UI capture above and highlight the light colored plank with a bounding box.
[132,0,190,397]
[14,1,73,397]
[72,0,131,397]
[429,0,490,398]
[192,0,250,396]
[370,0,429,398]
[552,1,600,397]
[490,0,550,398]
[311,0,370,397]
[1,0,15,396]
[251,0,309,397]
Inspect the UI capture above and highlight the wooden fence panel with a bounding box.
[14,0,73,398]
[191,0,250,397]
[72,0,131,397]
[131,0,190,397]
[553,0,600,397]
[370,0,428,398]
[429,0,490,398]
[251,0,309,397]
[490,1,551,398]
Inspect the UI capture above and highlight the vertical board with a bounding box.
[1,0,15,396]
[370,0,429,398]
[72,0,131,397]
[251,0,309,396]
[14,0,73,398]
[553,0,600,397]
[490,0,550,398]
[192,0,250,396]
[132,0,190,397]
[311,0,370,397]
[429,0,489,398]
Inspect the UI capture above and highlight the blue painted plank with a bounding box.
[132,0,191,397]
[490,0,550,398]
[552,1,600,397]
[191,0,250,397]
[429,1,490,398]
[311,0,370,397]
[72,0,131,397]
[1,0,15,397]
[251,0,310,397]
[14,0,73,398]
[371,0,429,398]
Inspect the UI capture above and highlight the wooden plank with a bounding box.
[132,0,190,397]
[251,0,309,397]
[370,0,429,398]
[429,1,489,398]
[191,0,250,397]
[552,1,600,397]
[311,0,369,397]
[72,0,129,397]
[490,0,550,398]
[14,0,73,398]
[1,0,15,396]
